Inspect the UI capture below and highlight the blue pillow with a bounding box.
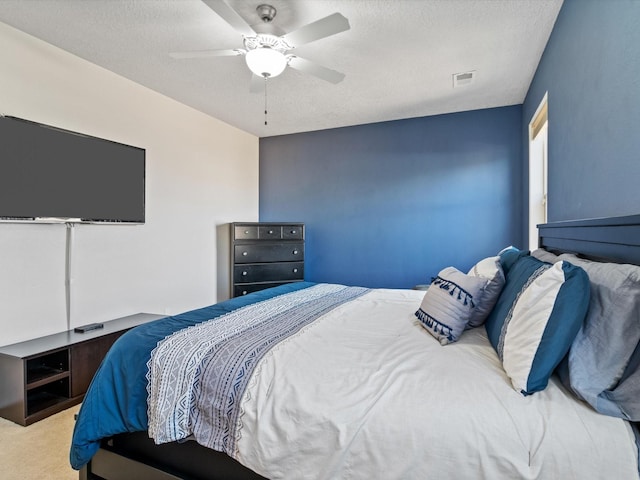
[498,246,530,274]
[485,256,590,395]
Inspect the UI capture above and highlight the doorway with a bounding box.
[528,94,548,250]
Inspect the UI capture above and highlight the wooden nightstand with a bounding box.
[0,312,164,426]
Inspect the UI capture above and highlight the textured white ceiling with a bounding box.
[0,0,563,138]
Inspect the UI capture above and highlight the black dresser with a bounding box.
[231,222,305,297]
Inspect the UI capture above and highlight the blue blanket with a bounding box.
[69,282,317,470]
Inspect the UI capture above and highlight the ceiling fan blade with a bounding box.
[202,0,255,37]
[169,48,244,59]
[283,12,350,47]
[250,74,265,93]
[288,56,345,84]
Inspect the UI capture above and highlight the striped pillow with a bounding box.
[485,256,590,395]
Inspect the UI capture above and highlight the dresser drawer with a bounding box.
[235,262,304,283]
[235,243,304,263]
[234,281,301,297]
[282,225,303,239]
[234,225,259,240]
[234,224,303,240]
[258,226,282,240]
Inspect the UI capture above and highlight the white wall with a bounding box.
[0,22,259,346]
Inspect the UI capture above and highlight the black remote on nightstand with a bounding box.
[74,323,104,333]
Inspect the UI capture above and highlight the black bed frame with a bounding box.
[80,214,640,480]
[79,431,266,480]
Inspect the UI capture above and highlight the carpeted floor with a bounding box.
[0,405,80,479]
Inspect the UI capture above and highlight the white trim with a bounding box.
[528,93,548,250]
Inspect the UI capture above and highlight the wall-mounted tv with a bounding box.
[0,115,145,224]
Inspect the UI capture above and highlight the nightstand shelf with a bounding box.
[27,368,69,390]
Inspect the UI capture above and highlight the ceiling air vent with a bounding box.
[453,71,476,88]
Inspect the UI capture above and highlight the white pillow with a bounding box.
[415,267,487,345]
[531,248,559,263]
[467,256,506,328]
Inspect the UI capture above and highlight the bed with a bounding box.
[72,214,640,480]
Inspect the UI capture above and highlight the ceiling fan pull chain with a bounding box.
[264,76,268,126]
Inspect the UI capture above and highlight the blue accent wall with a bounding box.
[523,0,640,227]
[260,106,522,288]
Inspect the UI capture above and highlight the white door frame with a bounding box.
[528,93,548,250]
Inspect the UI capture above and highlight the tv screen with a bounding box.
[0,116,145,223]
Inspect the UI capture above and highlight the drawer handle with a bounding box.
[293,268,298,273]
[242,271,248,276]
[293,250,299,255]
[268,230,274,234]
[242,251,248,256]
[244,230,249,235]
[290,230,297,234]
[242,290,248,295]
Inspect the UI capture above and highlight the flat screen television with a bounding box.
[0,115,145,224]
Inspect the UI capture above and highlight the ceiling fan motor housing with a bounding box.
[256,4,277,23]
[244,34,290,53]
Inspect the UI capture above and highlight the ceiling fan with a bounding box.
[170,1,351,91]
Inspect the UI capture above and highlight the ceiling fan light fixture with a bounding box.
[245,47,287,78]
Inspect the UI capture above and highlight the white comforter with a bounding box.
[234,288,638,479]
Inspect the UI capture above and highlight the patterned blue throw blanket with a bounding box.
[147,283,368,456]
[71,282,322,470]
